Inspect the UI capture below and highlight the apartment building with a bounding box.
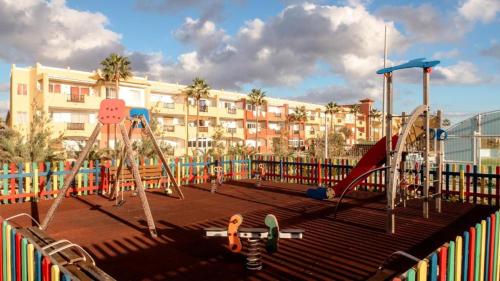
[6,63,381,156]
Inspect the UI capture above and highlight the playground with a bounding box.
[2,58,500,280]
[1,180,495,280]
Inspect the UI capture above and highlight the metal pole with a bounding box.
[385,72,394,234]
[41,123,103,230]
[436,110,443,213]
[477,114,482,167]
[382,25,388,139]
[324,112,328,160]
[423,68,430,219]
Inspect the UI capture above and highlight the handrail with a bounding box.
[48,243,96,265]
[5,213,42,229]
[42,239,71,251]
[333,166,390,219]
[377,250,421,271]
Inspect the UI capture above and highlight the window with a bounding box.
[49,83,61,93]
[246,104,255,111]
[80,87,89,95]
[246,123,257,129]
[106,87,116,98]
[16,111,28,123]
[188,139,213,148]
[17,84,27,96]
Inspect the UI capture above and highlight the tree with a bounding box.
[247,89,266,153]
[350,104,361,144]
[325,102,339,131]
[340,127,352,141]
[311,132,345,159]
[99,53,132,149]
[207,124,225,159]
[0,103,65,163]
[442,118,451,127]
[289,106,307,151]
[184,78,210,155]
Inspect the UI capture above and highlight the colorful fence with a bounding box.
[2,217,74,281]
[252,157,500,207]
[394,210,500,281]
[252,156,387,192]
[1,156,499,207]
[0,157,250,204]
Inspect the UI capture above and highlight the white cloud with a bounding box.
[481,43,500,60]
[378,4,469,43]
[0,0,123,70]
[458,0,500,23]
[141,2,405,94]
[432,49,460,60]
[433,61,487,84]
[135,0,227,22]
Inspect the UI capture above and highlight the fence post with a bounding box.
[496,167,500,208]
[10,163,16,204]
[17,163,24,203]
[473,165,478,205]
[445,164,450,199]
[459,169,465,203]
[24,162,31,202]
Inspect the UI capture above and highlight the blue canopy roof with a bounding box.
[376,58,440,74]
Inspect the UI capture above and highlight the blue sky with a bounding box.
[0,0,499,123]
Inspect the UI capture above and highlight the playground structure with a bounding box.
[210,166,224,193]
[253,164,266,187]
[39,99,182,238]
[205,214,304,270]
[303,58,446,234]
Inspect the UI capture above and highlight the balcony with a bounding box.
[162,103,175,109]
[164,125,175,132]
[67,123,85,130]
[199,105,208,112]
[67,94,85,103]
[227,107,237,114]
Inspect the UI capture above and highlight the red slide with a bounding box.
[333,135,399,196]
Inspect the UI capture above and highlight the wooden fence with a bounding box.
[394,210,500,281]
[251,157,500,207]
[0,156,250,204]
[1,156,499,207]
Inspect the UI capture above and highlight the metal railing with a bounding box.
[67,123,85,130]
[68,94,85,103]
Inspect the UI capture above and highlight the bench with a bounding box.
[109,165,169,190]
[2,214,115,280]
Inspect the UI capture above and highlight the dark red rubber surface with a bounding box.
[1,180,494,280]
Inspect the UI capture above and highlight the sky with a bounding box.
[0,0,499,124]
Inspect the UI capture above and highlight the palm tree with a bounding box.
[442,118,451,127]
[325,102,339,131]
[100,53,132,148]
[247,89,266,153]
[290,106,307,151]
[184,78,210,155]
[350,104,361,144]
[369,108,382,141]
